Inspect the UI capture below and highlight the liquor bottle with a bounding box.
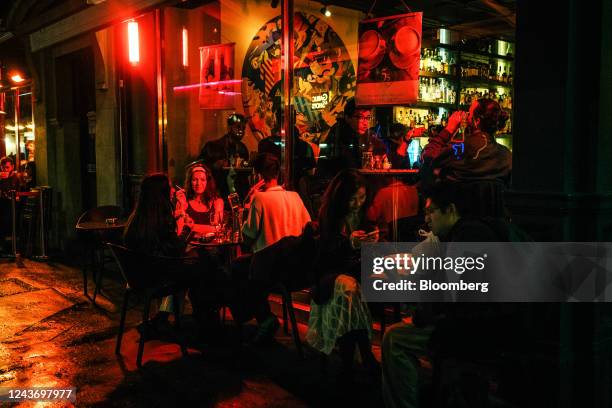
[507,67,513,85]
[502,66,508,84]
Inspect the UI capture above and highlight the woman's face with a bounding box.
[348,186,367,213]
[191,171,208,196]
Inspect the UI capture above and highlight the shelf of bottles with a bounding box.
[392,36,514,150]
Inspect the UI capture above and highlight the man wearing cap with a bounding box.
[200,113,250,199]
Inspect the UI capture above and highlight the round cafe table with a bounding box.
[189,236,243,276]
[75,220,126,231]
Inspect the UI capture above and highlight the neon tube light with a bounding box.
[182,27,188,67]
[128,21,139,65]
[173,79,242,91]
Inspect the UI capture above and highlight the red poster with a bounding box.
[356,12,422,106]
[199,43,237,109]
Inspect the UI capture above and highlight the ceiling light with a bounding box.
[321,6,331,17]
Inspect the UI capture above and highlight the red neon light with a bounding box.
[173,79,243,91]
[128,21,139,65]
[182,27,188,67]
[218,90,242,96]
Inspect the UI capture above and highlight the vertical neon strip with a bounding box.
[128,21,139,64]
[182,27,188,67]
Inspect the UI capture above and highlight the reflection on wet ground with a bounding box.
[0,258,382,407]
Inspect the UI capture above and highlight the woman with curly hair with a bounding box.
[175,164,224,235]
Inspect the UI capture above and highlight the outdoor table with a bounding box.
[189,236,243,276]
[76,219,126,301]
[75,220,126,231]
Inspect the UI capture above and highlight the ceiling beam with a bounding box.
[29,0,170,52]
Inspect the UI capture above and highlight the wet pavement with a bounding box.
[0,257,383,407]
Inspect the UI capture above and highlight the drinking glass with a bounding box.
[209,210,222,242]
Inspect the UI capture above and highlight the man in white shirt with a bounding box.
[242,153,311,253]
[231,153,311,344]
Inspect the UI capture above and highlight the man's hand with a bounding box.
[244,178,265,207]
[445,111,465,134]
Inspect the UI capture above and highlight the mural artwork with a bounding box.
[241,12,356,145]
[356,12,422,106]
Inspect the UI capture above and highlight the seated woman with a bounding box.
[123,173,214,331]
[124,173,192,256]
[306,169,380,378]
[176,164,224,236]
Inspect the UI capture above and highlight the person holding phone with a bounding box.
[306,169,380,380]
[175,164,224,236]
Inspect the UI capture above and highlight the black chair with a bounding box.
[276,284,303,359]
[388,215,425,243]
[454,180,507,218]
[379,303,402,337]
[107,243,192,368]
[76,205,122,302]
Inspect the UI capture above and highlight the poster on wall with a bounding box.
[241,12,356,144]
[355,12,422,106]
[199,43,237,109]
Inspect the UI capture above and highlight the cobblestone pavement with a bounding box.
[0,257,382,407]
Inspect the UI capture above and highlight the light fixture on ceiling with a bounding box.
[321,5,332,17]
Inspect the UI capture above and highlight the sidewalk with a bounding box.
[0,257,382,407]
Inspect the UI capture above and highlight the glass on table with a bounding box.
[209,210,222,242]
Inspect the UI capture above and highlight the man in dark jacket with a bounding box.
[317,98,385,177]
[420,99,512,195]
[382,181,520,408]
[199,113,250,199]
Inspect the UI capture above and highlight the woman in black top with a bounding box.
[176,164,224,235]
[306,169,380,378]
[124,173,192,257]
[124,173,216,331]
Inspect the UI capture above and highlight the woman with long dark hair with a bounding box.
[124,173,192,256]
[306,169,380,378]
[124,173,217,331]
[176,164,224,235]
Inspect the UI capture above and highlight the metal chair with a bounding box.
[75,205,122,302]
[107,243,192,367]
